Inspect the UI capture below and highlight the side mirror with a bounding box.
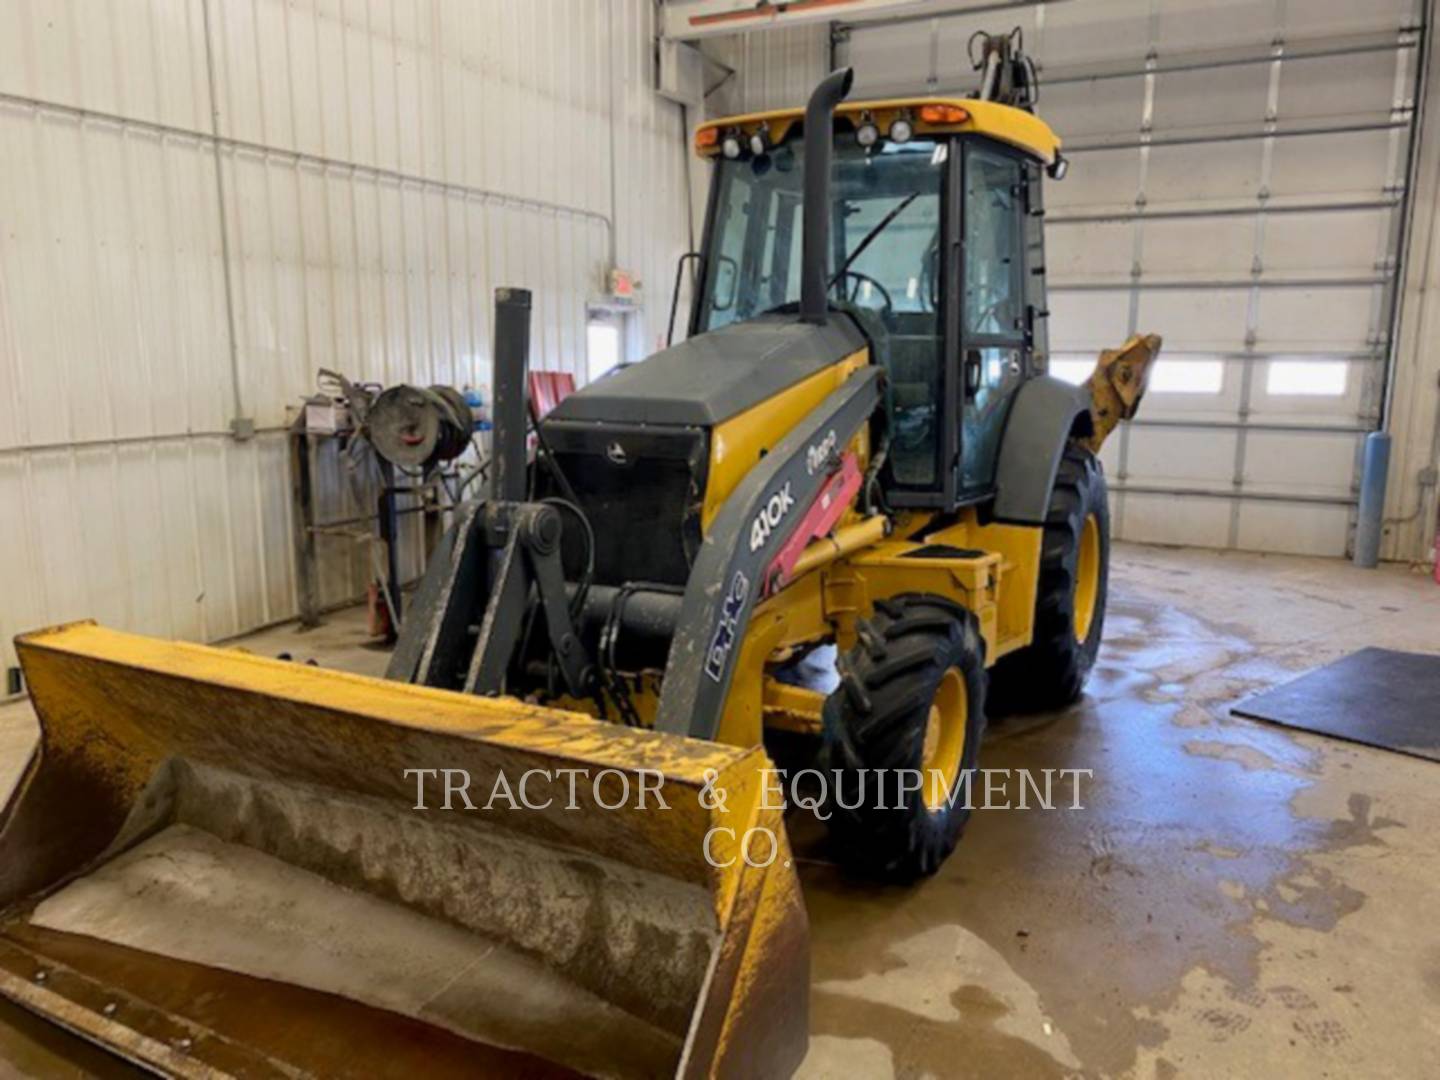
[1046,154,1069,181]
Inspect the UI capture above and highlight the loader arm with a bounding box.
[656,365,881,740]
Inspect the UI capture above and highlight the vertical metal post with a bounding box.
[1227,30,1286,548]
[198,0,247,434]
[491,287,532,503]
[423,481,443,561]
[378,459,402,640]
[288,425,320,628]
[1353,431,1393,568]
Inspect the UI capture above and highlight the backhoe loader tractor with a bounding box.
[0,47,1160,1080]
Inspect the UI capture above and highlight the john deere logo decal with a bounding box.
[704,571,750,682]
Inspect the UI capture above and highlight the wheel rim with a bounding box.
[921,668,967,811]
[1074,512,1101,643]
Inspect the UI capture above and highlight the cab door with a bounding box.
[959,141,1029,496]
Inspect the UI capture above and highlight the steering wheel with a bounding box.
[836,270,895,319]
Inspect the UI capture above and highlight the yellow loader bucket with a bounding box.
[0,623,808,1078]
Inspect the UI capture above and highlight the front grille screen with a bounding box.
[538,423,707,589]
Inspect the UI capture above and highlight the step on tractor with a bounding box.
[1,41,1160,1080]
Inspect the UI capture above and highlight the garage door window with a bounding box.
[1047,354,1225,394]
[1150,358,1224,394]
[1266,358,1348,396]
[1047,356,1095,385]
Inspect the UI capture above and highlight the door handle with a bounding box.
[964,349,983,398]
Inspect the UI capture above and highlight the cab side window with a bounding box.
[964,147,1023,339]
[960,144,1027,495]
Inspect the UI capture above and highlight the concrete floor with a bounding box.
[1,541,1437,1077]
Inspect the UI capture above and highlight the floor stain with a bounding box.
[1182,739,1296,774]
[804,987,1077,1079]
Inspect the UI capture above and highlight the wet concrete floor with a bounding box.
[1,542,1437,1077]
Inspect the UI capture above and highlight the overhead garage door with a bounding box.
[839,0,1426,556]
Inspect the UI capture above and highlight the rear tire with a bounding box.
[823,595,987,880]
[989,442,1109,713]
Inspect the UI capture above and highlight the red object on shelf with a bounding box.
[527,370,576,423]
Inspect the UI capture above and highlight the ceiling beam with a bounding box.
[660,0,1042,42]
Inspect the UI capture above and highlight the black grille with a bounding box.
[538,421,708,588]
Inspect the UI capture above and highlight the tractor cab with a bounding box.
[691,97,1064,509]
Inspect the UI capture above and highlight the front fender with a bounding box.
[991,375,1090,526]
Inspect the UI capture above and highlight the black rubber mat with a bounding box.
[1232,647,1440,762]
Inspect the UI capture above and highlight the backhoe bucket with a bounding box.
[0,623,808,1079]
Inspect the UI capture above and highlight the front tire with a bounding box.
[822,595,987,880]
[990,442,1110,713]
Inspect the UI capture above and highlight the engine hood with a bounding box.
[549,313,867,428]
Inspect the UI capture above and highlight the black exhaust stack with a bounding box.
[490,286,531,502]
[800,67,854,326]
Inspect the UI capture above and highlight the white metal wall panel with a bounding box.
[1046,290,1130,353]
[1035,74,1144,141]
[1135,290,1249,352]
[1045,145,1138,211]
[1124,427,1239,490]
[1038,0,1152,66]
[1047,219,1132,280]
[1242,431,1360,500]
[1115,491,1234,548]
[1235,502,1353,557]
[700,22,828,114]
[1140,216,1254,277]
[834,0,1428,558]
[0,0,695,675]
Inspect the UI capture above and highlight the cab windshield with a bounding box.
[696,135,948,486]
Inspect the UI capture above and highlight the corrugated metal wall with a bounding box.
[701,23,828,116]
[0,0,695,674]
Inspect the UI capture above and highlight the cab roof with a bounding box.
[695,97,1061,165]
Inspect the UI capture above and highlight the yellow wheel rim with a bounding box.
[1074,512,1101,643]
[921,668,967,811]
